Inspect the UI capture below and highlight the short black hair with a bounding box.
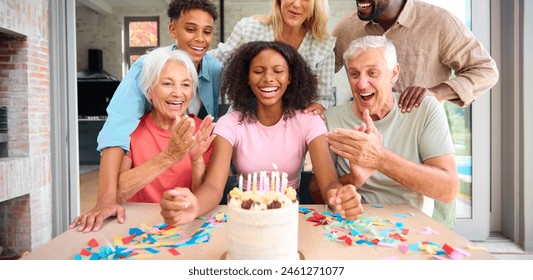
[221,41,318,123]
[167,0,218,22]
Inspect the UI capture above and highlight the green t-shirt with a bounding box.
[325,93,456,227]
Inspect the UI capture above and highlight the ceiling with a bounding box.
[77,0,171,14]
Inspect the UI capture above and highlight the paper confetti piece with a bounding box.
[408,243,420,253]
[168,248,180,256]
[113,236,123,246]
[442,243,454,255]
[420,243,439,254]
[79,248,92,256]
[448,251,464,260]
[215,212,226,221]
[338,235,353,246]
[88,238,99,248]
[418,226,440,235]
[398,244,410,253]
[453,247,471,257]
[129,227,143,236]
[122,234,136,245]
[371,205,384,208]
[144,248,159,254]
[442,243,469,260]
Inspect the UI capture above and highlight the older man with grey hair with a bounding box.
[310,35,460,227]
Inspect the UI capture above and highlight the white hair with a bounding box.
[140,47,198,103]
[343,35,397,70]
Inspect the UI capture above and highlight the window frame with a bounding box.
[123,16,160,69]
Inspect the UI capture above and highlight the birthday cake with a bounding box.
[225,171,299,260]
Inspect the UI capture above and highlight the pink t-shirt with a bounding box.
[126,114,212,203]
[214,110,326,188]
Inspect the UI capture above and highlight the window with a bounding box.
[418,0,473,220]
[124,17,160,69]
[420,0,492,240]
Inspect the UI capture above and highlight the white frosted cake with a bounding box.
[226,187,299,260]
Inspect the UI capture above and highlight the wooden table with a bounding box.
[22,203,494,260]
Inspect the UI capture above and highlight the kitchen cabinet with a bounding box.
[78,119,105,164]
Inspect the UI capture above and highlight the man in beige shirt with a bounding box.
[329,0,499,227]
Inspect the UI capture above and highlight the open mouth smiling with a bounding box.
[357,2,372,9]
[166,100,184,109]
[259,86,279,97]
[360,92,375,101]
[189,45,205,52]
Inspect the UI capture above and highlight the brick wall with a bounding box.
[0,34,29,158]
[0,0,52,256]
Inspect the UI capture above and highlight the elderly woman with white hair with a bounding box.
[111,47,216,204]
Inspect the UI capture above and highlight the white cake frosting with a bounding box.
[226,187,299,260]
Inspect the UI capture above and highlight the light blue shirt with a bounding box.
[96,45,222,152]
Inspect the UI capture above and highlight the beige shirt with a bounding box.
[333,0,499,107]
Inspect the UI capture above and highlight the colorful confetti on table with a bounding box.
[74,212,227,260]
[299,206,472,260]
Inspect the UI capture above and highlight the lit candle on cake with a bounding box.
[238,174,243,191]
[259,170,265,192]
[271,163,279,193]
[270,171,275,192]
[247,173,251,192]
[275,171,280,193]
[281,172,288,192]
[265,176,270,193]
[252,172,257,195]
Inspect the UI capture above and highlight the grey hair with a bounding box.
[343,35,397,71]
[140,47,198,103]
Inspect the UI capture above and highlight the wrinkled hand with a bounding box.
[189,115,216,162]
[69,203,125,232]
[327,184,363,220]
[303,102,326,116]
[326,109,383,169]
[160,188,199,226]
[349,109,377,184]
[164,115,195,162]
[398,86,430,113]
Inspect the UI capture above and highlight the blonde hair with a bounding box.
[254,0,329,41]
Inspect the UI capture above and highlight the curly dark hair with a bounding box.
[167,0,218,22]
[221,41,318,123]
